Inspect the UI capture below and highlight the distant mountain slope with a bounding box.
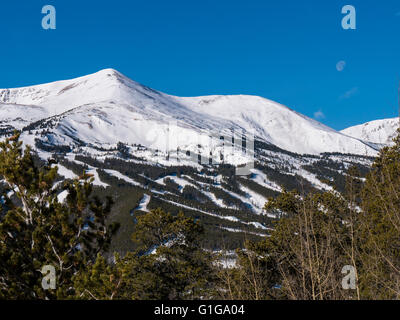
[0,69,380,249]
[0,69,377,156]
[341,117,399,146]
[0,102,49,130]
[176,94,377,155]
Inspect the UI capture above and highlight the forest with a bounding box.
[1,130,400,300]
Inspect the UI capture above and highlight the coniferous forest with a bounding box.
[2,130,400,300]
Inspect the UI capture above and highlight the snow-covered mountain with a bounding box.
[0,69,377,157]
[341,117,399,146]
[1,69,382,248]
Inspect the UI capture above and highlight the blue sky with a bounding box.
[0,0,399,130]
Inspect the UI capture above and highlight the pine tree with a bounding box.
[358,129,400,299]
[129,208,216,299]
[73,208,216,300]
[0,132,118,299]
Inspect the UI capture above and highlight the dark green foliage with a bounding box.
[116,142,130,159]
[225,131,400,300]
[5,128,397,301]
[209,186,249,210]
[34,139,71,154]
[182,185,209,203]
[238,176,280,199]
[74,208,216,300]
[0,132,117,299]
[357,132,400,299]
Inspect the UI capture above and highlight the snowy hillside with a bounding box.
[0,69,377,157]
[341,117,399,146]
[0,68,380,248]
[176,94,378,155]
[0,102,49,130]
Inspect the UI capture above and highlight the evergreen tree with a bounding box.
[6,127,400,300]
[0,132,117,299]
[74,208,215,300]
[226,176,363,300]
[358,130,400,299]
[130,208,215,299]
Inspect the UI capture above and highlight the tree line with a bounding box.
[1,131,400,299]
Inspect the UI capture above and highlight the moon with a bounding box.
[336,60,346,72]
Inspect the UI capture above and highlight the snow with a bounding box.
[157,197,257,228]
[0,69,130,116]
[214,250,238,269]
[1,69,391,253]
[157,198,238,222]
[104,169,141,186]
[0,103,49,129]
[219,226,266,237]
[55,164,77,180]
[176,94,378,156]
[57,190,69,203]
[201,190,232,209]
[341,117,399,146]
[249,169,282,192]
[62,155,108,187]
[294,167,333,191]
[0,68,378,159]
[248,222,269,230]
[136,194,151,212]
[210,182,269,214]
[155,174,195,192]
[222,216,240,222]
[218,258,237,269]
[86,168,108,188]
[238,184,270,214]
[155,196,269,234]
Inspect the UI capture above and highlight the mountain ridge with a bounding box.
[341,117,399,146]
[0,68,378,157]
[0,69,383,248]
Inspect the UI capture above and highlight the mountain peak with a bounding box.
[96,68,120,74]
[77,68,130,86]
[0,69,379,156]
[0,68,134,115]
[89,68,124,79]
